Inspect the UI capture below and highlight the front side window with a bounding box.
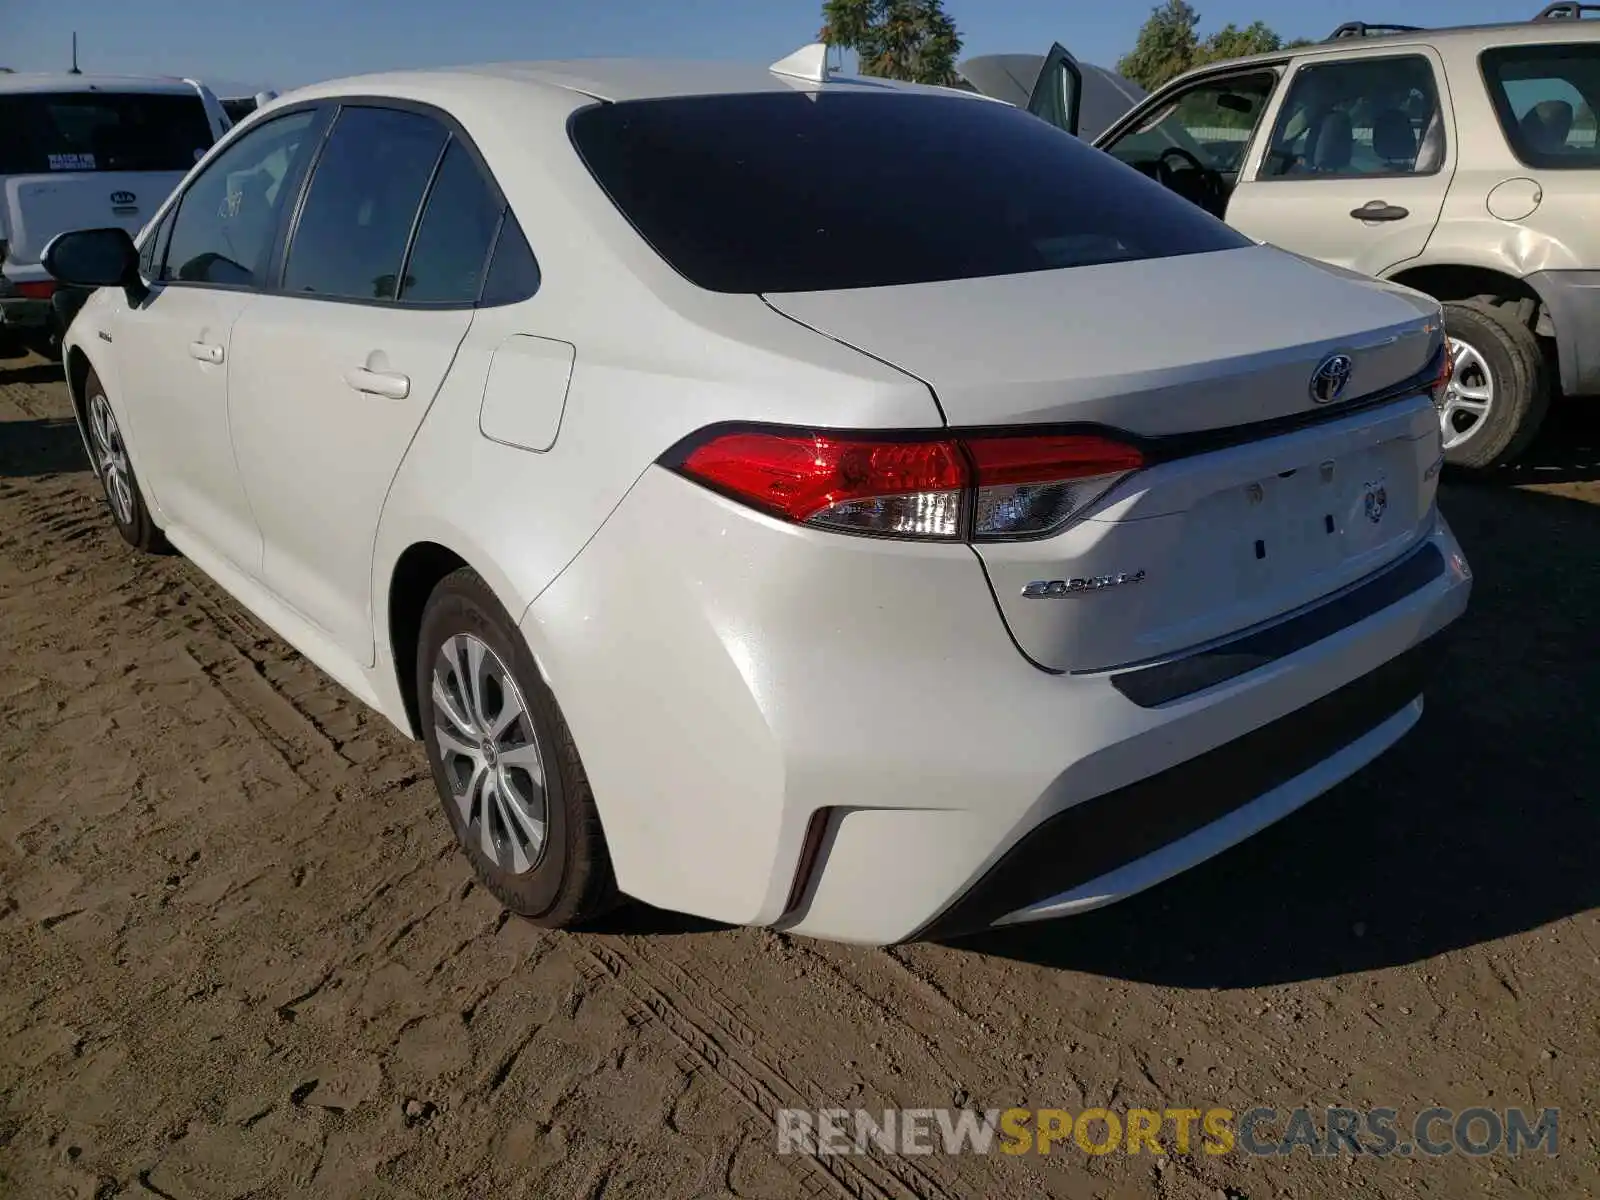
[0,92,214,174]
[1261,55,1444,179]
[162,108,319,288]
[1105,72,1280,178]
[282,106,449,302]
[1482,44,1600,169]
[569,91,1250,295]
[138,208,174,279]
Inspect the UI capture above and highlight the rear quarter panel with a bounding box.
[367,78,942,727]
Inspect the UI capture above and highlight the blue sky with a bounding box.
[5,0,1544,93]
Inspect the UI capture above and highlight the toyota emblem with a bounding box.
[1310,354,1354,405]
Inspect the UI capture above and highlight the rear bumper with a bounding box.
[1527,268,1600,397]
[523,463,1472,945]
[918,634,1440,940]
[0,266,54,329]
[0,296,52,329]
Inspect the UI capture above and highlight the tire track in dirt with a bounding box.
[579,940,954,1200]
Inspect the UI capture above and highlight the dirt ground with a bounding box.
[0,353,1596,1200]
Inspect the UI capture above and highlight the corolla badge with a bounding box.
[1363,480,1388,524]
[110,190,137,205]
[1021,571,1146,598]
[1310,353,1354,405]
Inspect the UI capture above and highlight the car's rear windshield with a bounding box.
[0,92,214,174]
[1481,44,1600,170]
[568,90,1250,294]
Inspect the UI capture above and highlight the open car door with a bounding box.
[1026,43,1084,136]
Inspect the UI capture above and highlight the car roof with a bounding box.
[278,57,997,109]
[0,72,203,96]
[1165,16,1600,81]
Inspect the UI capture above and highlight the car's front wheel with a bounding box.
[416,567,618,927]
[1438,300,1549,472]
[83,368,167,552]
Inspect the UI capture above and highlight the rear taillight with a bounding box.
[13,281,56,300]
[964,434,1145,540]
[668,426,1144,542]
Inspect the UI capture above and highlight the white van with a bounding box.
[0,73,228,356]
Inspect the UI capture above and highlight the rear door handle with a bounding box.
[1350,201,1410,222]
[189,341,224,364]
[344,367,410,400]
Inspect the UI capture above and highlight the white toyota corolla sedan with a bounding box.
[43,47,1472,945]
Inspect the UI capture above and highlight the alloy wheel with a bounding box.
[88,392,135,527]
[1439,338,1495,452]
[431,632,548,875]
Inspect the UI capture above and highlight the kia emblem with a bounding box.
[110,190,137,205]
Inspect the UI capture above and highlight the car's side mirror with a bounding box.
[41,227,148,306]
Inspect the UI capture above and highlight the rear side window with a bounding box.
[399,139,504,304]
[480,215,541,305]
[1482,44,1600,169]
[1261,56,1444,179]
[283,106,449,301]
[568,91,1249,294]
[0,92,214,174]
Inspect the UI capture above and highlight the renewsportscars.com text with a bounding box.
[776,1106,1560,1159]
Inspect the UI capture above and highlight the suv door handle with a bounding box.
[1350,201,1409,222]
[189,341,224,364]
[344,367,410,400]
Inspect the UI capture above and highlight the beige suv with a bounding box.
[1025,4,1600,470]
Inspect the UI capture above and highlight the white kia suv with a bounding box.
[0,72,228,357]
[42,48,1472,945]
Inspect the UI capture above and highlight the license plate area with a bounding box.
[1169,435,1424,625]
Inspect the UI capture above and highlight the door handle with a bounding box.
[1350,201,1410,222]
[344,367,410,400]
[189,341,224,364]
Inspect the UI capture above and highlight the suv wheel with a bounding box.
[1438,300,1549,472]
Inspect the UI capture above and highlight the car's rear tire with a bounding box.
[83,368,168,553]
[1439,299,1548,472]
[416,567,619,927]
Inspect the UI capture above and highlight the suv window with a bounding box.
[0,92,214,174]
[1105,72,1280,178]
[399,139,504,304]
[282,106,449,302]
[1482,44,1600,169]
[569,91,1250,294]
[1261,55,1444,179]
[162,109,319,288]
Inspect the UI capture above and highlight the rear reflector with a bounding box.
[13,281,56,300]
[783,808,836,918]
[1431,340,1455,410]
[668,426,1144,542]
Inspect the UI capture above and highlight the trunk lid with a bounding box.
[2,171,183,267]
[764,245,1446,674]
[763,245,1439,436]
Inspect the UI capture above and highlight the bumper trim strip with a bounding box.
[1110,543,1445,709]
